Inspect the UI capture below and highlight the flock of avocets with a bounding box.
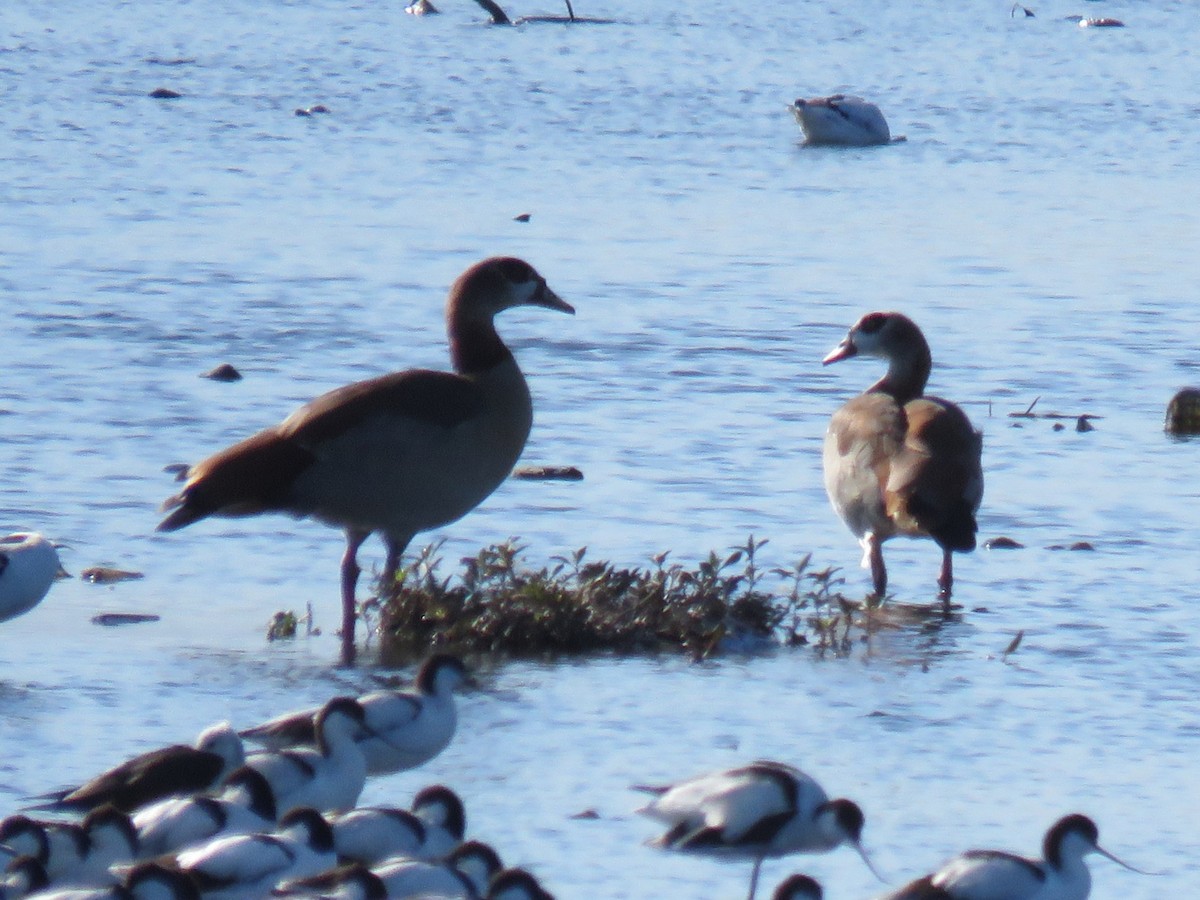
[0,652,1152,900]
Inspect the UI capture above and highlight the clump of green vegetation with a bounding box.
[373,537,876,661]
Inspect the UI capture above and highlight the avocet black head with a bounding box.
[412,784,466,842]
[772,873,823,900]
[416,653,474,695]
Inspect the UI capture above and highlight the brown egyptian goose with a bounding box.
[821,312,983,600]
[159,257,573,663]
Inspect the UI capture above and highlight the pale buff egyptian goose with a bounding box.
[822,312,983,600]
[159,257,573,664]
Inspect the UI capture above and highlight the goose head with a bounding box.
[823,311,932,402]
[449,257,574,323]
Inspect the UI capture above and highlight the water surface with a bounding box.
[2,1,1198,896]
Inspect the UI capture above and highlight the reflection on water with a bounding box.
[2,0,1200,895]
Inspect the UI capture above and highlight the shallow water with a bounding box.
[2,0,1199,896]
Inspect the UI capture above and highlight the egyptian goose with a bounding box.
[822,312,983,600]
[635,761,880,900]
[790,95,891,146]
[0,532,62,625]
[879,814,1147,900]
[158,257,573,664]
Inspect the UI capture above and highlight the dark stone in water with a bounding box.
[984,536,1024,550]
[511,465,583,481]
[81,567,145,584]
[92,612,160,626]
[149,87,182,99]
[1165,388,1200,435]
[203,363,242,382]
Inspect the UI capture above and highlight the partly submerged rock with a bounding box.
[1165,388,1200,436]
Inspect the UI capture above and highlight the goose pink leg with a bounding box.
[339,529,370,666]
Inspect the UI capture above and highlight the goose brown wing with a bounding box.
[158,371,486,530]
[279,370,486,445]
[887,397,983,550]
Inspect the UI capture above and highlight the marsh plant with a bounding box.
[370,536,876,660]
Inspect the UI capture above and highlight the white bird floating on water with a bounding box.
[28,722,245,815]
[241,654,472,776]
[157,257,573,665]
[0,532,62,625]
[635,760,882,900]
[790,95,897,146]
[877,813,1150,900]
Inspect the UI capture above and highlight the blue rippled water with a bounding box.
[2,1,1198,896]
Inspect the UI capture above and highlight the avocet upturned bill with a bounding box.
[636,761,881,900]
[877,813,1150,900]
[241,654,471,775]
